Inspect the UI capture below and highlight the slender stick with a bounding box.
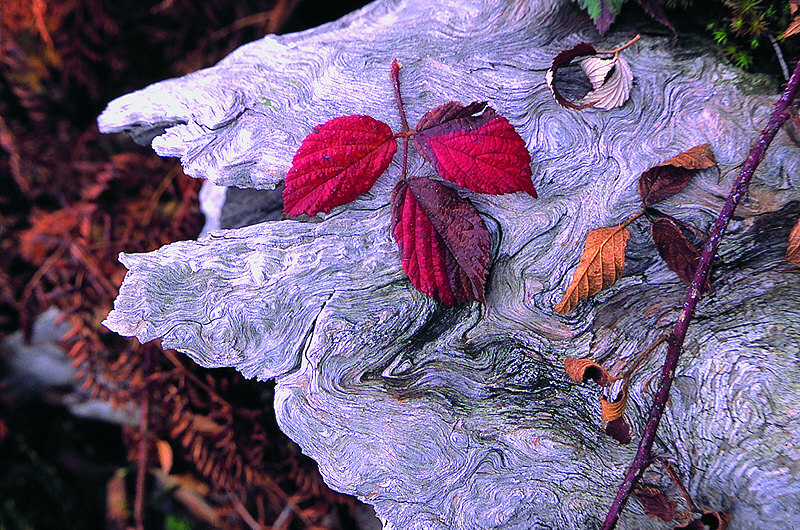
[601,57,800,530]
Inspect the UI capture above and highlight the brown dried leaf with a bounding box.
[634,486,677,522]
[651,217,710,290]
[638,144,717,205]
[555,225,631,314]
[604,417,631,444]
[563,357,617,386]
[782,1,800,38]
[787,215,800,266]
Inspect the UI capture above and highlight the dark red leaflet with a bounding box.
[391,177,490,305]
[413,102,536,196]
[651,217,711,291]
[604,416,631,444]
[634,0,676,34]
[283,115,397,217]
[637,165,696,206]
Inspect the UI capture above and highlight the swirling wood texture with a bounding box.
[98,0,800,528]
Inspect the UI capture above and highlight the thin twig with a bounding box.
[601,56,800,530]
[768,35,790,82]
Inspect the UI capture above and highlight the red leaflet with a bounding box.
[413,102,536,196]
[282,115,397,216]
[391,177,490,305]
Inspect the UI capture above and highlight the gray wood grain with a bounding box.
[99,0,800,528]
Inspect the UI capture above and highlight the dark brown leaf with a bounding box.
[634,486,677,522]
[651,217,710,291]
[563,357,617,386]
[391,177,490,305]
[604,416,631,444]
[638,144,717,205]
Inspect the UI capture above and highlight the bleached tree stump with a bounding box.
[98,1,800,528]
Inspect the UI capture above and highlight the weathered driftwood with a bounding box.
[98,0,800,528]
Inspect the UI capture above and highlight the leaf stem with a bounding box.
[391,59,410,133]
[601,56,800,530]
[597,34,641,56]
[391,59,411,180]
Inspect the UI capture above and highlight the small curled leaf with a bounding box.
[545,42,599,110]
[563,357,617,386]
[674,510,731,530]
[600,380,628,422]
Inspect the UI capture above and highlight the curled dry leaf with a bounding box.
[600,379,628,422]
[787,215,800,266]
[578,54,633,110]
[563,357,617,386]
[651,216,711,291]
[555,225,631,314]
[391,176,490,305]
[545,42,599,110]
[638,144,717,206]
[674,510,731,530]
[546,40,634,111]
[413,101,536,197]
[634,486,677,522]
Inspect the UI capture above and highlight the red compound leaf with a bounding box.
[283,115,397,216]
[412,102,536,197]
[391,176,490,305]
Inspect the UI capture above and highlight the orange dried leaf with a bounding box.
[787,215,800,266]
[634,486,677,522]
[658,144,717,171]
[782,2,800,38]
[563,357,616,386]
[600,381,628,422]
[555,225,631,314]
